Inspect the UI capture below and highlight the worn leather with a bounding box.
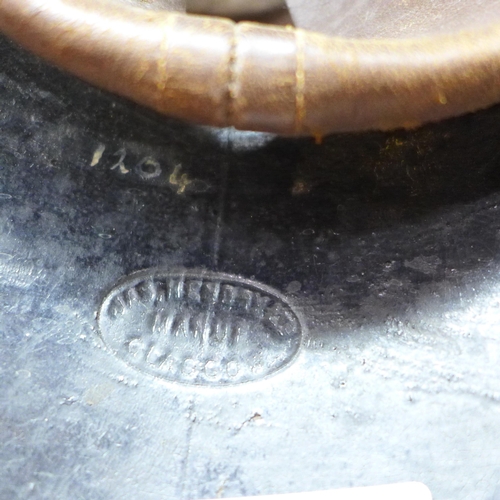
[2,0,500,136]
[121,0,185,12]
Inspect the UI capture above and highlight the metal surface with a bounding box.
[208,483,433,500]
[186,0,285,17]
[1,34,500,500]
[286,0,500,38]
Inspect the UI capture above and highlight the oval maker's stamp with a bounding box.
[98,269,304,386]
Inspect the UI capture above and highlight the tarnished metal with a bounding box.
[2,29,500,499]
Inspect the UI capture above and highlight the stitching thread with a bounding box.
[226,22,239,126]
[295,28,306,134]
[156,14,176,93]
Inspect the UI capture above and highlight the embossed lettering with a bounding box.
[98,270,304,386]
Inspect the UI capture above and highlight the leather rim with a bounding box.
[1,0,500,136]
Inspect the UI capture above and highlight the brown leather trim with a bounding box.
[1,0,500,136]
